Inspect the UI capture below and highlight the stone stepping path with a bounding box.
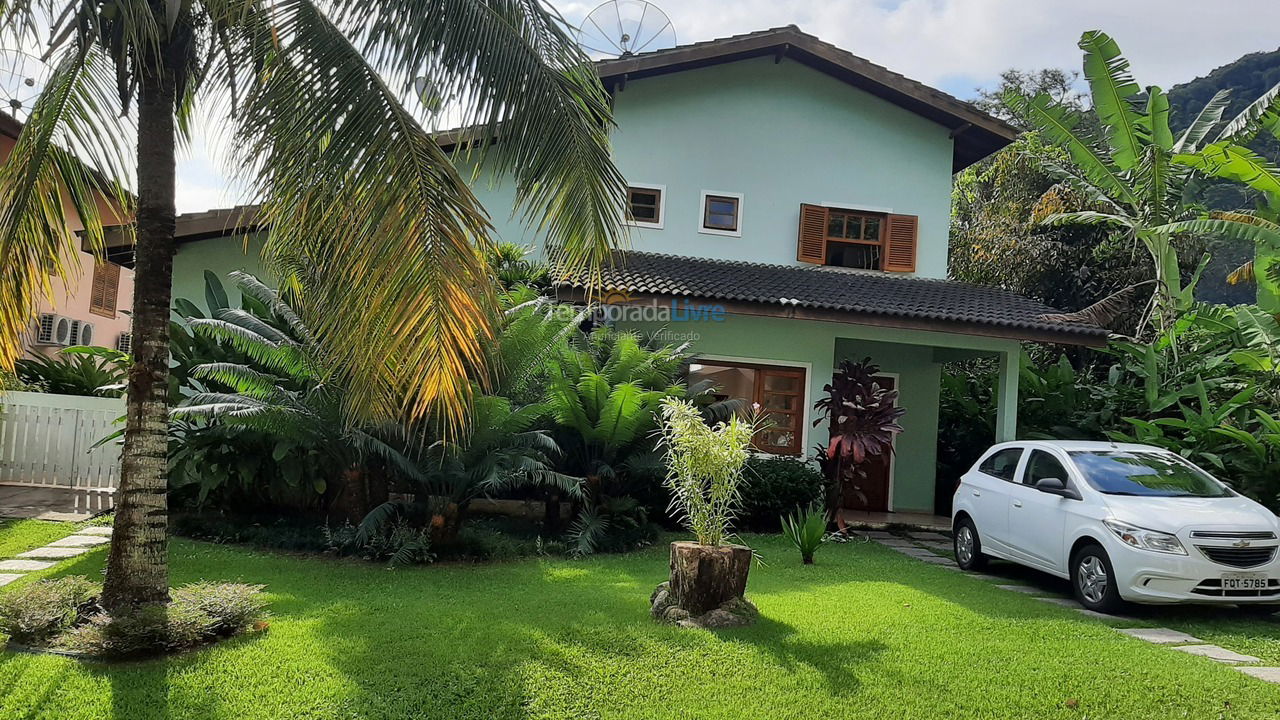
[0,524,112,588]
[996,584,1046,595]
[16,547,89,559]
[1118,628,1202,645]
[48,534,110,548]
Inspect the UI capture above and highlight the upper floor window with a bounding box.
[699,191,742,237]
[825,209,886,270]
[89,261,121,318]
[626,185,664,228]
[797,203,918,273]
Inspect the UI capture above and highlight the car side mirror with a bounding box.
[1035,477,1080,500]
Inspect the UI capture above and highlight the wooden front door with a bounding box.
[837,375,896,513]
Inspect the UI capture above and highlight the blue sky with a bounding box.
[174,0,1280,212]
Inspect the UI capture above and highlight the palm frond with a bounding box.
[228,0,499,434]
[228,270,311,342]
[0,45,133,369]
[1155,217,1280,251]
[1216,80,1280,144]
[1140,86,1173,151]
[1228,260,1255,286]
[1039,211,1135,229]
[1174,89,1230,152]
[1078,30,1145,170]
[330,0,629,281]
[1175,142,1280,199]
[1038,281,1153,329]
[1005,91,1136,206]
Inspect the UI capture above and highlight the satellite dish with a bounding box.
[0,50,50,121]
[576,0,676,59]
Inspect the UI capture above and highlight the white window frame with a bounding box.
[625,183,666,230]
[698,190,743,237]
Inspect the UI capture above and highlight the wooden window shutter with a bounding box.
[797,204,828,264]
[883,214,919,273]
[90,262,120,316]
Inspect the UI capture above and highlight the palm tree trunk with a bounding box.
[101,70,176,613]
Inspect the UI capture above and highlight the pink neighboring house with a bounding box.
[1,112,135,358]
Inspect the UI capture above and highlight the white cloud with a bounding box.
[557,0,1280,93]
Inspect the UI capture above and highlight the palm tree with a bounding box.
[1007,30,1280,332]
[0,1,626,615]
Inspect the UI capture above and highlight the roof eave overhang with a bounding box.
[555,286,1108,348]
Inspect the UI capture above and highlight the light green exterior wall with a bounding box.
[624,311,1018,514]
[171,234,268,312]
[473,56,957,278]
[165,54,1009,513]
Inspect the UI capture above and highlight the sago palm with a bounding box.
[0,0,626,614]
[175,271,422,509]
[1007,30,1280,332]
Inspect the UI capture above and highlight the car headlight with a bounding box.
[1103,520,1187,555]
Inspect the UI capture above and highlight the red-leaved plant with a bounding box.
[814,358,907,530]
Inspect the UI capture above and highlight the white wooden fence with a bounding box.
[0,391,124,489]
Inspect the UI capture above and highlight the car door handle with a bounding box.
[972,490,981,497]
[1012,500,1023,508]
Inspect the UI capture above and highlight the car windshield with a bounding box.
[1069,450,1233,498]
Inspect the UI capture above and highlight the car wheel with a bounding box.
[953,516,988,571]
[1071,544,1126,614]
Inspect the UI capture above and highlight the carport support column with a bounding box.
[995,347,1019,443]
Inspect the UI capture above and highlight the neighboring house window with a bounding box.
[797,203,918,272]
[626,185,664,228]
[89,261,121,318]
[687,359,805,454]
[699,191,742,236]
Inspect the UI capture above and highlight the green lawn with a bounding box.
[0,518,79,559]
[1,532,1278,719]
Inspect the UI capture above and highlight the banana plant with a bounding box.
[1006,30,1280,333]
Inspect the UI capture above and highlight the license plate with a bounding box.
[1222,573,1269,590]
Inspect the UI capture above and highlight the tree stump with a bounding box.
[669,541,752,616]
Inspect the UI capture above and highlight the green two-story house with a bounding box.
[154,26,1106,522]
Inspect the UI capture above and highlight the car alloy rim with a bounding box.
[1077,556,1108,604]
[956,527,974,564]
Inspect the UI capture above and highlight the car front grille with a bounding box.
[1190,530,1278,540]
[1197,545,1278,569]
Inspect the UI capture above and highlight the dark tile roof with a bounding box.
[556,251,1107,345]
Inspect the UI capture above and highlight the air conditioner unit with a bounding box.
[35,314,74,346]
[76,321,95,347]
[116,332,132,354]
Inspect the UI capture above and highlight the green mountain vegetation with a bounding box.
[1168,48,1280,304]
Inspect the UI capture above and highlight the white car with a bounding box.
[952,440,1280,614]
